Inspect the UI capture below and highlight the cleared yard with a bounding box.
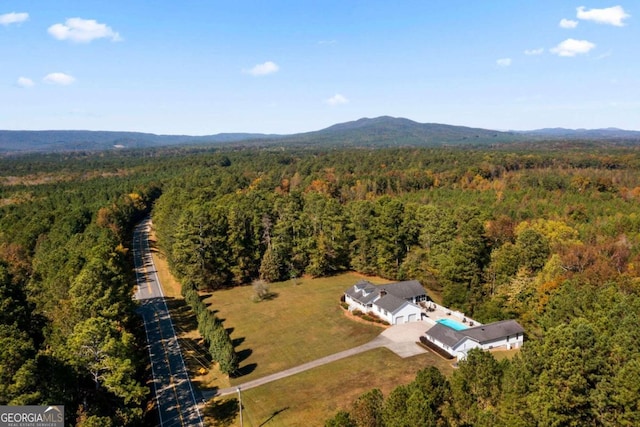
[214,348,454,426]
[204,273,392,385]
[147,240,456,425]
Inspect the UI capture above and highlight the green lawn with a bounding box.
[202,273,456,426]
[150,236,456,425]
[204,273,392,384]
[209,348,454,427]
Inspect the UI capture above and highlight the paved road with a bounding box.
[133,219,204,427]
[206,322,428,398]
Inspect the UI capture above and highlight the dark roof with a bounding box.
[345,280,427,314]
[463,320,525,344]
[375,294,410,313]
[344,280,379,305]
[380,280,426,300]
[353,280,375,291]
[425,319,525,349]
[424,323,466,348]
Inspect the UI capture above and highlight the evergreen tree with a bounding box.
[351,388,384,427]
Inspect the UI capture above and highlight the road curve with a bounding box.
[133,219,204,427]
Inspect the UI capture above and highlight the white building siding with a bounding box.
[391,303,422,324]
[345,295,368,312]
[426,321,525,361]
[479,334,524,350]
[425,336,456,356]
[454,338,481,353]
[345,292,423,324]
[450,335,525,360]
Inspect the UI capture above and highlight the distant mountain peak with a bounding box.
[2,117,639,154]
[320,116,418,132]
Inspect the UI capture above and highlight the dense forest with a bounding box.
[151,147,640,425]
[2,144,640,425]
[0,152,165,425]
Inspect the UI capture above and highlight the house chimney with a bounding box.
[380,289,387,297]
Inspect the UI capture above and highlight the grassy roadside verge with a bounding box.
[147,231,231,391]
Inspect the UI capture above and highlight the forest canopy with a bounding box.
[2,144,640,425]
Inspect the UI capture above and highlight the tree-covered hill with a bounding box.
[281,116,521,147]
[0,130,277,154]
[3,117,640,154]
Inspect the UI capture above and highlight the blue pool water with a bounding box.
[437,318,468,331]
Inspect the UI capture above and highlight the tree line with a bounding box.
[152,147,640,323]
[0,162,163,425]
[3,145,640,425]
[148,146,640,424]
[327,279,640,426]
[183,286,238,375]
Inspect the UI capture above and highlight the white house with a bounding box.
[424,319,525,360]
[344,280,429,325]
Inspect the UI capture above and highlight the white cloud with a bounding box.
[48,18,122,43]
[496,58,512,67]
[550,38,596,57]
[325,94,349,106]
[244,61,279,76]
[524,48,544,55]
[318,40,337,45]
[43,72,76,85]
[559,18,579,29]
[17,77,34,88]
[577,6,630,27]
[0,12,28,25]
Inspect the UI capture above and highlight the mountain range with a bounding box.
[1,116,640,154]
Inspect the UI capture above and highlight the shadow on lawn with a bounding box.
[233,363,257,378]
[203,398,239,427]
[236,348,252,363]
[261,291,279,301]
[259,407,290,426]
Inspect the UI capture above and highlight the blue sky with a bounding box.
[1,1,638,134]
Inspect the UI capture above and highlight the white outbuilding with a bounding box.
[424,319,525,360]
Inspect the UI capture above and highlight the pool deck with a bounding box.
[421,301,481,329]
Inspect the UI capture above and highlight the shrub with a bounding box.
[252,279,271,302]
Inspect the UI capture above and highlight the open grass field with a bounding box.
[206,273,392,385]
[148,231,456,425]
[209,348,454,426]
[202,273,456,425]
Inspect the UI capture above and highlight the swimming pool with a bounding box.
[437,318,468,331]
